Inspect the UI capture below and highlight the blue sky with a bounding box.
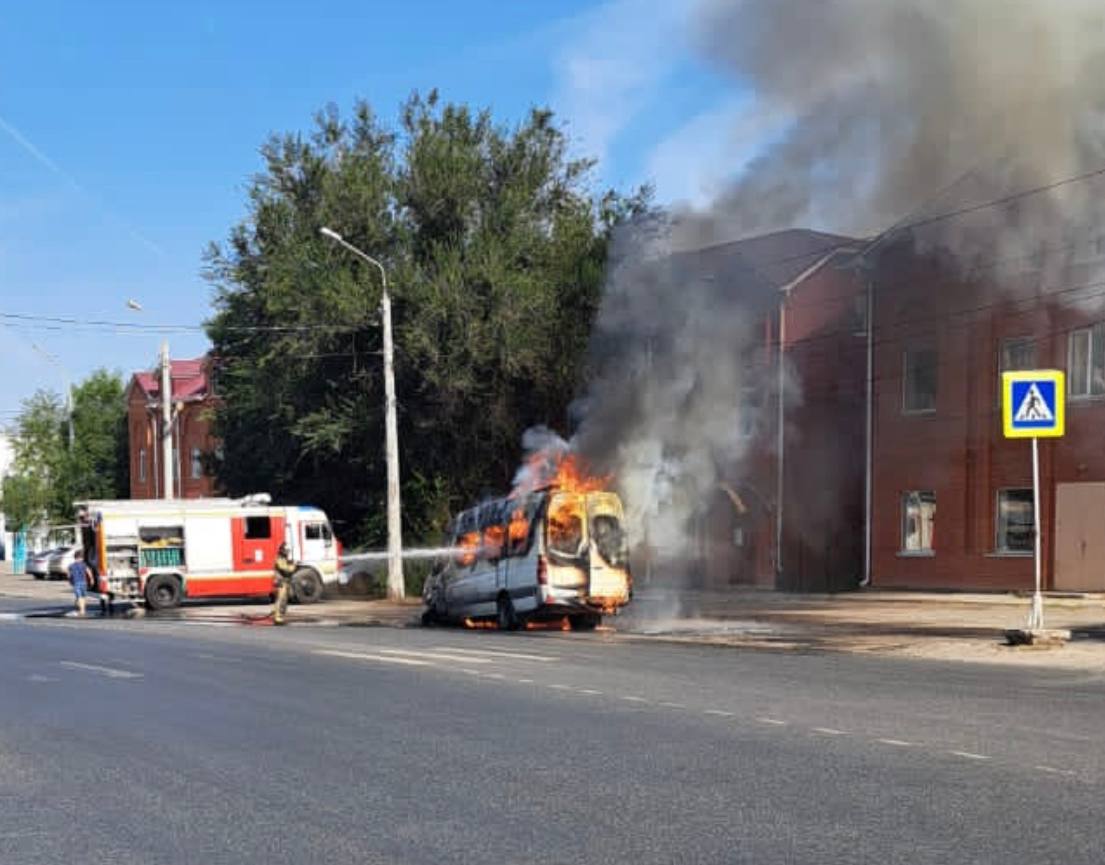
[0,0,740,419]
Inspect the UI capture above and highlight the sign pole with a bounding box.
[1029,436,1044,630]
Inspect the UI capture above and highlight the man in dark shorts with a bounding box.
[68,549,91,617]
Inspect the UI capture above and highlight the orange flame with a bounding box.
[512,450,611,498]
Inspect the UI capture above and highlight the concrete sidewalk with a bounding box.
[617,586,1105,669]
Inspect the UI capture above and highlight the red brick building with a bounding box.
[127,356,220,499]
[676,229,868,592]
[868,233,1105,590]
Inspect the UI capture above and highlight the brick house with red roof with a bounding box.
[126,356,220,499]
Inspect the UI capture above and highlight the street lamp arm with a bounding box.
[319,227,388,293]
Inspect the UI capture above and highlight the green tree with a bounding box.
[2,390,67,528]
[1,370,129,529]
[205,93,647,548]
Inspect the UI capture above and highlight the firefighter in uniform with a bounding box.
[272,543,296,625]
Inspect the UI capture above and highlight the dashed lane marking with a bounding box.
[548,684,572,690]
[379,649,494,664]
[314,650,430,667]
[1035,765,1076,776]
[950,750,991,761]
[757,717,788,726]
[27,674,56,683]
[659,701,687,709]
[59,661,142,680]
[517,678,535,684]
[812,727,848,736]
[620,696,650,704]
[438,646,558,662]
[704,709,735,717]
[877,738,916,747]
[578,689,603,695]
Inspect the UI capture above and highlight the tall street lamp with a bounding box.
[320,226,404,601]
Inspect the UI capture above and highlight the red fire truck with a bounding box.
[75,494,342,609]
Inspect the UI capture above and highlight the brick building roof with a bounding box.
[131,357,209,401]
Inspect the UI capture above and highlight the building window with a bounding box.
[901,491,936,554]
[902,347,937,413]
[1068,324,1105,398]
[996,489,1034,553]
[138,448,147,483]
[1000,337,1036,374]
[738,383,758,439]
[190,447,203,480]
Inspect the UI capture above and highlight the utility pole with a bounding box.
[320,227,404,600]
[160,340,174,500]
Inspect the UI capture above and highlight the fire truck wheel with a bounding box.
[292,568,323,605]
[496,594,519,631]
[145,574,182,610]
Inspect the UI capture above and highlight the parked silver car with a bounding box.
[47,545,82,581]
[27,547,59,580]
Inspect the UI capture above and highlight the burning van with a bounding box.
[422,468,632,630]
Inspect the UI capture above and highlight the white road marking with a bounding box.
[27,674,56,683]
[0,613,22,621]
[659,701,687,709]
[578,689,603,695]
[620,695,650,704]
[812,727,848,736]
[482,672,506,680]
[949,750,990,761]
[379,649,494,664]
[548,683,572,690]
[1035,765,1076,776]
[460,668,482,675]
[757,717,788,726]
[877,738,915,747]
[517,678,535,684]
[439,646,558,662]
[704,709,734,717]
[314,650,430,667]
[59,661,142,680]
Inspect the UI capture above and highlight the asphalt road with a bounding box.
[2,612,1104,864]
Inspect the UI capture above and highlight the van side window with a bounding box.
[245,516,271,540]
[507,507,531,556]
[483,524,506,560]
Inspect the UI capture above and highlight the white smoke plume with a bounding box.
[567,0,1105,576]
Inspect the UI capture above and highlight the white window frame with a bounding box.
[995,488,1034,555]
[900,490,936,555]
[902,347,938,414]
[190,447,203,480]
[1068,324,1105,400]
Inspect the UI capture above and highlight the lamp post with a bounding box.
[320,227,404,601]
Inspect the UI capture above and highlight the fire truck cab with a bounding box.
[75,494,342,610]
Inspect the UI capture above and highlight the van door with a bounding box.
[545,493,589,592]
[587,493,630,606]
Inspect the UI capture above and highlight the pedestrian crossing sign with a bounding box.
[1002,370,1065,438]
